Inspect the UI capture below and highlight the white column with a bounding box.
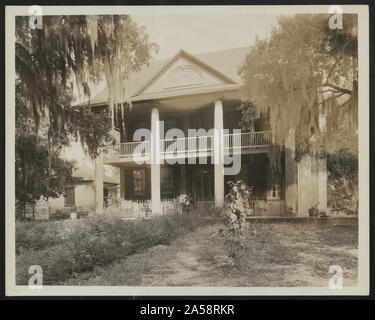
[94,151,104,213]
[310,156,319,208]
[284,128,298,214]
[297,153,312,216]
[151,107,161,214]
[318,157,327,214]
[214,99,224,209]
[297,153,327,216]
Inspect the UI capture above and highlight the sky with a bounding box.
[132,14,280,60]
[74,13,280,104]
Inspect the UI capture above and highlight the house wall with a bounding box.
[43,182,96,214]
[75,182,96,211]
[47,195,65,212]
[298,154,328,216]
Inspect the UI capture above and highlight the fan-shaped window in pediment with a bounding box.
[163,65,204,89]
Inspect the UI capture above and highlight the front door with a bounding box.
[189,165,214,200]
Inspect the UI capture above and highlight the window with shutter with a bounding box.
[133,169,146,197]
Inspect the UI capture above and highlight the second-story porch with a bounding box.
[104,130,273,166]
[103,93,272,167]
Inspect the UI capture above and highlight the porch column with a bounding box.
[151,107,161,214]
[298,153,312,216]
[94,151,104,213]
[214,99,224,209]
[310,156,319,209]
[317,157,327,214]
[297,154,327,216]
[284,128,298,214]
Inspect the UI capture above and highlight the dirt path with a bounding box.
[138,224,236,287]
[140,231,215,286]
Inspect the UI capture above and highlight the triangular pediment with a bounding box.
[134,49,237,97]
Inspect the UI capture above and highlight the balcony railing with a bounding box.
[162,135,213,155]
[224,131,272,151]
[104,131,272,159]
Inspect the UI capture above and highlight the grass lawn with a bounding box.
[63,218,358,287]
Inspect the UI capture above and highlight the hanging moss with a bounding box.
[16,15,158,157]
[238,14,358,163]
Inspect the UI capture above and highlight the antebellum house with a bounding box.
[83,47,327,217]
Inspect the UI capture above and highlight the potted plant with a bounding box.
[177,194,194,214]
[319,210,328,218]
[308,203,319,217]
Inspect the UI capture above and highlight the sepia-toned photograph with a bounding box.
[4,5,370,296]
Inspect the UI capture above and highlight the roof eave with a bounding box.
[130,83,244,102]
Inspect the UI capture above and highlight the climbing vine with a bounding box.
[224,180,253,267]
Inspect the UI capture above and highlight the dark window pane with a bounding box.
[161,167,174,197]
[64,187,75,207]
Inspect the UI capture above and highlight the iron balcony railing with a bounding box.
[104,131,272,158]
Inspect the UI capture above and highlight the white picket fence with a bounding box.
[194,199,215,215]
[105,198,287,218]
[104,199,151,219]
[105,198,216,218]
[163,198,215,215]
[160,198,177,215]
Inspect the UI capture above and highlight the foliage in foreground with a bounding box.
[16,15,158,157]
[327,149,358,213]
[16,212,216,285]
[239,14,358,156]
[15,83,76,220]
[223,180,253,268]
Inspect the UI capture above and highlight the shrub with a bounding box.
[327,150,358,214]
[16,212,216,284]
[50,209,71,221]
[16,244,77,285]
[16,221,62,253]
[76,208,90,219]
[176,194,194,214]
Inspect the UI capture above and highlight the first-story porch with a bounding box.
[118,154,282,201]
[107,153,288,217]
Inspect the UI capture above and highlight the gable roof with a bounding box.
[134,49,238,97]
[84,46,250,106]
